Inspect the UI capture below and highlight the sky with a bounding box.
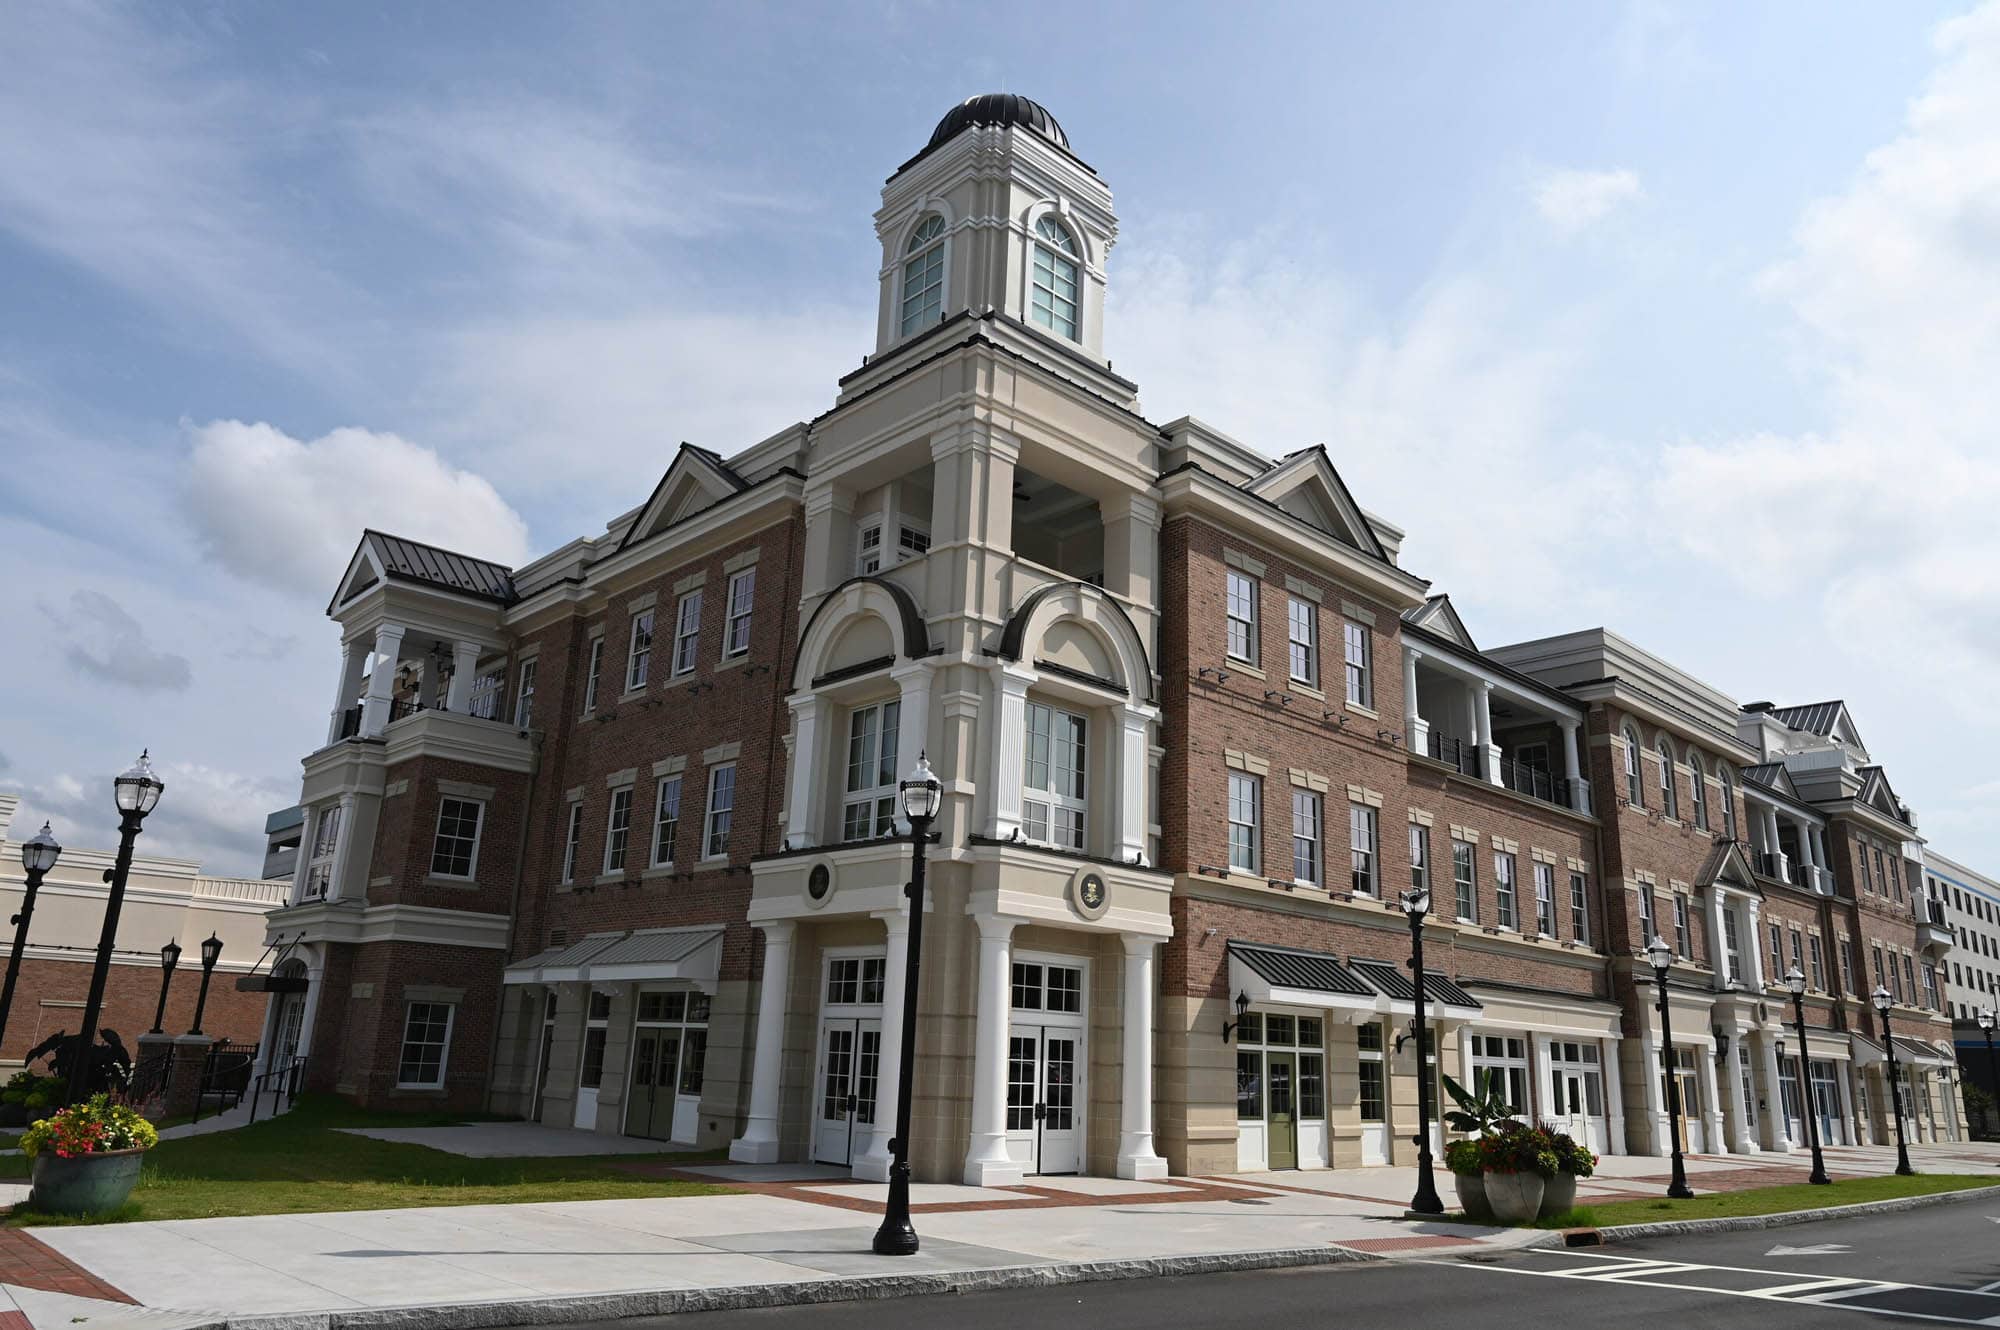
[3,1,1999,876]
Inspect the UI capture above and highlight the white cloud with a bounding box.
[4,759,294,877]
[39,590,193,693]
[183,420,533,596]
[1532,167,1645,235]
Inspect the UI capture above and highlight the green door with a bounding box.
[649,1032,681,1140]
[1267,1052,1297,1169]
[624,1031,659,1137]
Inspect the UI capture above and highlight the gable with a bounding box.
[1243,448,1388,561]
[1697,839,1761,895]
[1860,767,1902,819]
[327,538,385,615]
[619,446,748,551]
[1403,595,1477,651]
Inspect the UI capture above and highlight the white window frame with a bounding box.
[1656,739,1678,818]
[704,763,736,860]
[1452,838,1477,923]
[303,803,341,901]
[513,657,537,729]
[1687,749,1708,830]
[1029,215,1080,340]
[603,786,634,873]
[1533,861,1556,938]
[1349,803,1378,897]
[1226,570,1258,664]
[560,799,583,885]
[856,520,884,575]
[626,611,653,691]
[396,1001,455,1090]
[1343,620,1372,708]
[1292,789,1321,886]
[651,775,682,868]
[900,214,947,336]
[1494,851,1518,930]
[672,590,703,676]
[723,568,755,658]
[581,636,604,715]
[1569,871,1590,945]
[1409,823,1430,893]
[1287,597,1317,686]
[842,700,902,842]
[1022,701,1087,851]
[1639,885,1657,944]
[429,796,485,881]
[1228,772,1261,873]
[1675,894,1693,960]
[1622,725,1644,805]
[895,522,931,561]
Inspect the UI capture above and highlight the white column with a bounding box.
[359,624,405,737]
[445,640,481,712]
[1476,680,1501,785]
[963,914,1024,1186]
[294,959,327,1059]
[783,694,824,850]
[730,922,796,1163]
[853,908,910,1181]
[1762,807,1788,879]
[988,665,1036,841]
[1560,720,1585,812]
[1603,1036,1628,1155]
[1403,649,1429,753]
[326,641,366,744]
[1745,899,1767,991]
[1116,936,1168,1179]
[1637,1027,1667,1156]
[892,662,933,785]
[1705,889,1729,990]
[1795,817,1821,889]
[1114,706,1154,865]
[327,792,357,902]
[1758,1029,1793,1152]
[1697,1039,1725,1153]
[1843,1060,1869,1145]
[1722,1030,1753,1152]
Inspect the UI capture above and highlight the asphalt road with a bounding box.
[573,1193,2000,1329]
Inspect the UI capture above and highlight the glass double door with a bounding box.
[624,1025,692,1142]
[1006,1023,1082,1175]
[814,1017,882,1166]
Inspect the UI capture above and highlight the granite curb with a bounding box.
[1574,1180,2000,1243]
[203,1245,1381,1330]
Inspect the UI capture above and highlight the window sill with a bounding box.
[716,652,750,673]
[1226,659,1266,680]
[621,686,647,700]
[393,1085,448,1096]
[642,865,678,880]
[1288,680,1326,701]
[595,870,629,886]
[1345,701,1380,721]
[423,875,479,890]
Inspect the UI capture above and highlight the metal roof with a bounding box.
[1348,958,1482,1011]
[1228,941,1373,998]
[505,932,624,981]
[1769,701,1846,736]
[366,530,516,604]
[587,927,721,969]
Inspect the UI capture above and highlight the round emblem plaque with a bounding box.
[806,861,833,907]
[1070,868,1110,921]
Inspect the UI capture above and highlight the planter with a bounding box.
[1539,1171,1578,1217]
[1453,1170,1491,1220]
[1482,1170,1545,1224]
[29,1147,146,1215]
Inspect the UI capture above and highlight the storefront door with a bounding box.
[813,1017,881,1166]
[1266,1052,1297,1169]
[1542,1040,1608,1153]
[624,1027,682,1140]
[1809,1060,1844,1146]
[1670,1047,1704,1153]
[1007,1024,1081,1174]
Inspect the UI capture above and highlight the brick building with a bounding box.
[259,93,1965,1177]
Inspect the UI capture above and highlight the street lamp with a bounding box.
[1784,966,1831,1185]
[0,822,62,1054]
[1979,1008,1997,1135]
[1647,934,1695,1199]
[189,933,223,1036]
[64,751,165,1106]
[873,753,942,1257]
[1872,985,1916,1176]
[150,939,182,1034]
[1400,884,1443,1215]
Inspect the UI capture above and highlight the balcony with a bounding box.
[1917,899,1954,954]
[1425,729,1483,779]
[1496,754,1591,816]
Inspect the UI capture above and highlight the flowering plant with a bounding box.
[19,1094,159,1160]
[1474,1120,1559,1177]
[1542,1126,1598,1177]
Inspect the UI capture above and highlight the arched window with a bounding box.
[1687,748,1708,830]
[1030,215,1081,340]
[1719,765,1737,839]
[1622,725,1644,805]
[1656,738,1678,819]
[899,214,947,337]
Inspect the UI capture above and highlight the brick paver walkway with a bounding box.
[0,1229,134,1304]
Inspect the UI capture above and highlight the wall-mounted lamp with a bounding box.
[1221,990,1251,1043]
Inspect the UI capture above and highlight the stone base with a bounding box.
[728,1136,782,1164]
[1116,1154,1170,1180]
[849,1150,892,1182]
[963,1156,1025,1188]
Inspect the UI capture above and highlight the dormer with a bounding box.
[872,95,1117,363]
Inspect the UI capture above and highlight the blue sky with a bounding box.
[4,1,1998,875]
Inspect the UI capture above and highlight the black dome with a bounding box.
[925,94,1069,152]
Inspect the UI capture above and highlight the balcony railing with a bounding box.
[1496,755,1582,814]
[1425,730,1482,778]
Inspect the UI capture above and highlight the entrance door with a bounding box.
[274,993,306,1064]
[1669,1048,1703,1153]
[1358,1022,1389,1165]
[814,1017,880,1166]
[1809,1060,1843,1146]
[623,1027,683,1140]
[1006,1024,1082,1174]
[531,991,557,1121]
[1266,1052,1298,1169]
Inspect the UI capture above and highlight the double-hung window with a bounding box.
[1292,789,1321,886]
[1656,740,1677,819]
[1349,804,1378,896]
[1622,726,1644,805]
[855,521,884,575]
[1769,924,1786,985]
[1569,872,1590,945]
[1720,767,1736,837]
[560,799,583,885]
[1225,571,1257,663]
[581,637,604,714]
[1410,824,1431,894]
[1452,839,1477,922]
[1674,894,1693,960]
[652,776,682,867]
[842,701,901,841]
[1688,751,1708,829]
[1287,598,1317,686]
[430,797,483,879]
[704,764,736,859]
[1494,851,1517,930]
[396,1002,454,1090]
[1808,934,1825,991]
[513,658,537,729]
[1638,885,1657,946]
[1343,621,1372,708]
[626,611,653,690]
[724,568,755,657]
[1022,702,1087,851]
[603,787,634,873]
[1227,773,1261,873]
[672,591,702,675]
[303,804,341,901]
[1533,861,1556,937]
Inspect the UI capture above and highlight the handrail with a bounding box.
[246,1055,308,1125]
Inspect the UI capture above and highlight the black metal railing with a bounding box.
[1425,730,1482,778]
[1497,755,1580,813]
[121,1050,172,1111]
[335,706,362,740]
[246,1055,308,1125]
[191,1040,259,1122]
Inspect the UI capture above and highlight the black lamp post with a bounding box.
[64,751,165,1106]
[150,939,182,1034]
[1784,966,1831,1185]
[1873,985,1916,1176]
[1647,934,1695,1199]
[0,822,62,1054]
[1401,884,1443,1215]
[189,932,223,1036]
[1979,1008,1997,1134]
[872,753,942,1257]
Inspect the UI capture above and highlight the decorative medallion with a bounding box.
[1070,867,1110,921]
[806,860,833,908]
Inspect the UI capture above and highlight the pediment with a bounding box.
[619,446,748,552]
[1244,448,1387,561]
[1404,595,1477,651]
[328,538,386,615]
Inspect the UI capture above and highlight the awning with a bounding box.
[1228,941,1378,1016]
[504,932,624,985]
[585,927,723,984]
[1895,1036,1954,1068]
[1348,958,1484,1021]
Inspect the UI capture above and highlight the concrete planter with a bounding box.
[1453,1170,1491,1220]
[1539,1171,1577,1217]
[29,1147,146,1215]
[1482,1170,1545,1224]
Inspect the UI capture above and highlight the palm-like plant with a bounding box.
[1441,1071,1519,1136]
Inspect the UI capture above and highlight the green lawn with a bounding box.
[5,1094,731,1225]
[1543,1172,1998,1230]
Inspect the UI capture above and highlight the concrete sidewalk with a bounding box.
[6,1140,1995,1330]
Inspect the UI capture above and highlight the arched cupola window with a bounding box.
[900,214,948,336]
[1030,215,1081,340]
[1719,765,1737,839]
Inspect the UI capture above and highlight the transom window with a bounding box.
[827,956,887,1006]
[1030,215,1080,340]
[842,701,902,841]
[1287,597,1317,685]
[724,568,755,657]
[1011,961,1082,1013]
[1023,702,1087,850]
[652,775,682,866]
[430,797,483,879]
[900,214,947,336]
[672,591,702,676]
[1226,570,1258,662]
[1292,790,1322,885]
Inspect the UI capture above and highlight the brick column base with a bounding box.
[162,1036,214,1119]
